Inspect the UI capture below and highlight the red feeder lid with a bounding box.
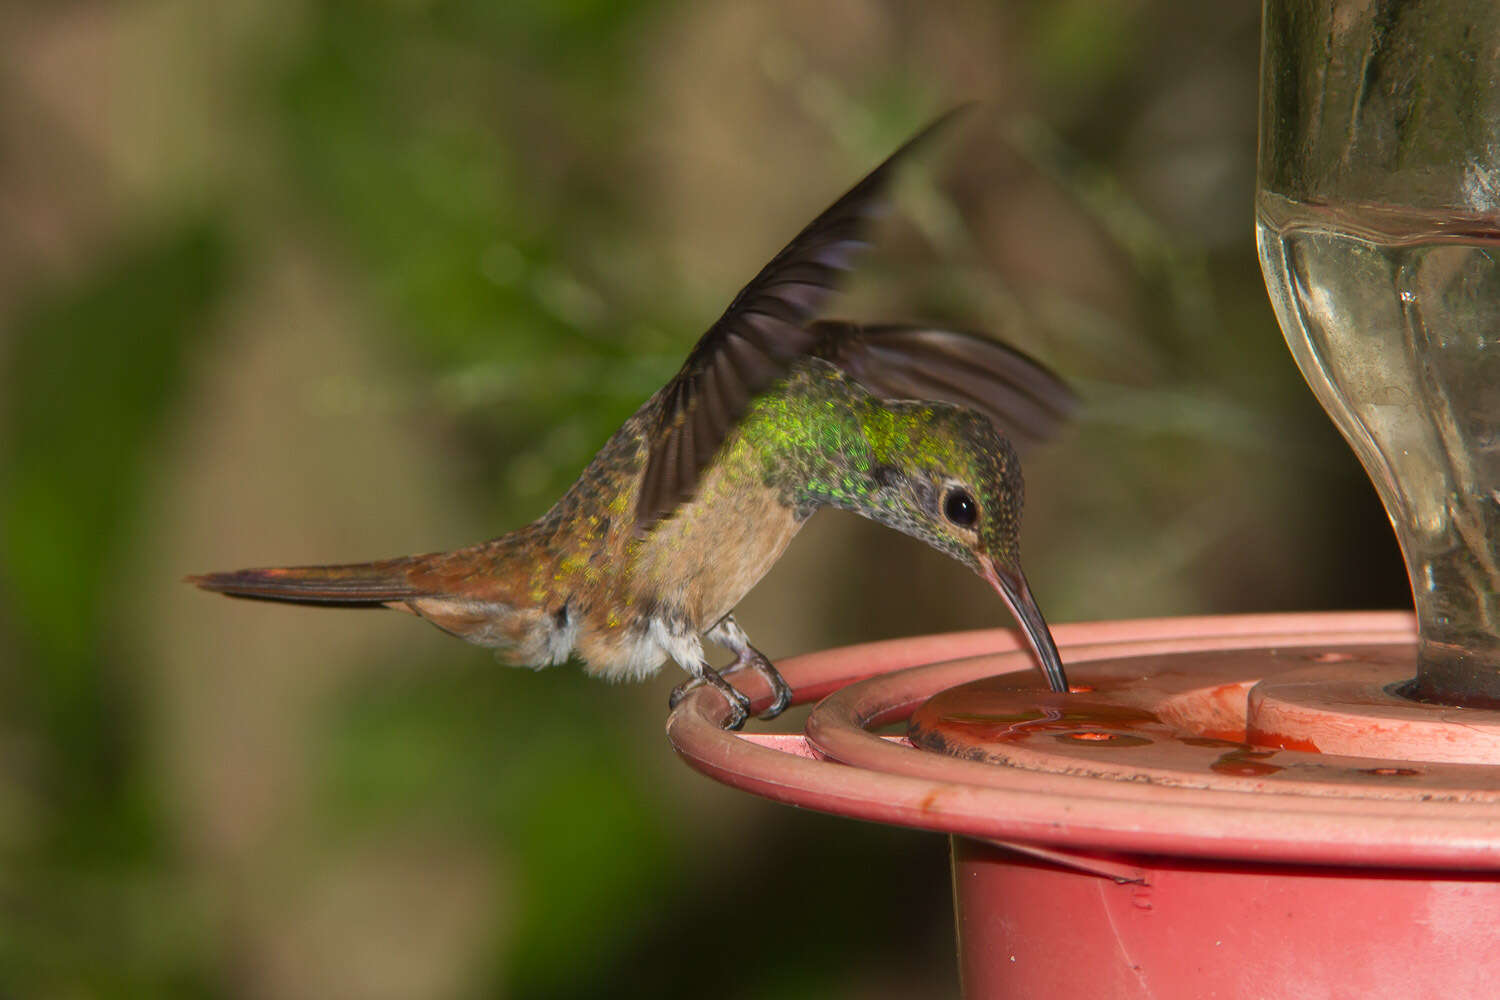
[667,611,1500,871]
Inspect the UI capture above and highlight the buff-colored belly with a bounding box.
[629,477,803,630]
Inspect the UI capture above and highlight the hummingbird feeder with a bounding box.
[671,2,1500,996]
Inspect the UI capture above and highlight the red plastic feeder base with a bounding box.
[667,612,1500,999]
[953,840,1500,999]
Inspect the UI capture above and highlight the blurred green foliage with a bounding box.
[2,222,230,993]
[0,0,1409,997]
[271,0,676,508]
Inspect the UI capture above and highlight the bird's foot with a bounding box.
[669,668,752,731]
[723,652,794,720]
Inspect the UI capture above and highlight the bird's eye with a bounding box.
[943,488,979,528]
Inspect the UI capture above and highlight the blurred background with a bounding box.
[0,0,1409,996]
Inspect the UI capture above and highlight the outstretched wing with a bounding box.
[635,109,964,529]
[808,321,1076,449]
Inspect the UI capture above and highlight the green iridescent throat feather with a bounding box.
[731,361,1025,572]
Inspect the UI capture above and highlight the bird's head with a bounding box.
[838,402,1070,693]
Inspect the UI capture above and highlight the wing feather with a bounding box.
[810,321,1076,449]
[635,109,966,528]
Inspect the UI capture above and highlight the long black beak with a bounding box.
[981,560,1069,693]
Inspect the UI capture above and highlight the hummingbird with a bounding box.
[189,111,1075,730]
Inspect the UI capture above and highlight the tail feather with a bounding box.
[187,557,429,606]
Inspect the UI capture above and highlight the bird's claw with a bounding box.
[735,655,793,720]
[670,646,796,729]
[669,672,752,731]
